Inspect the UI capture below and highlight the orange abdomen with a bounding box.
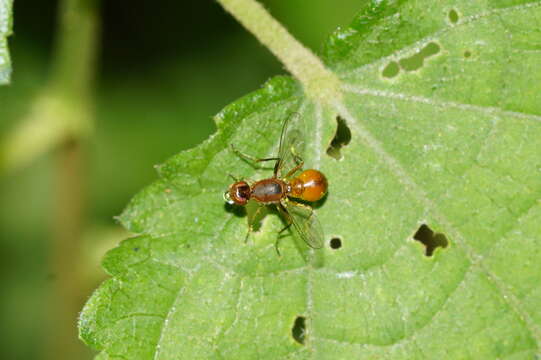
[289,169,328,202]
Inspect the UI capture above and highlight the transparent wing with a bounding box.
[276,112,305,178]
[282,200,324,249]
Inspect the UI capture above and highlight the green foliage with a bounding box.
[80,0,541,358]
[0,0,13,84]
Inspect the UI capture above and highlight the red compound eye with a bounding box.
[225,181,251,205]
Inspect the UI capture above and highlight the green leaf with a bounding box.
[0,0,12,84]
[80,0,541,358]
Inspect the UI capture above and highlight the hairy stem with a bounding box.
[217,0,341,104]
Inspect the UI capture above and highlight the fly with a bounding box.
[224,113,328,253]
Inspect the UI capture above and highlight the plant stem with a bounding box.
[50,0,100,100]
[47,0,99,359]
[1,0,97,173]
[50,138,88,360]
[217,0,341,104]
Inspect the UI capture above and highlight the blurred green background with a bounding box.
[0,0,362,359]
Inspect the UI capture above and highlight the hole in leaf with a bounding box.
[464,50,471,58]
[413,224,449,256]
[399,42,441,72]
[421,42,441,57]
[448,9,459,24]
[326,116,351,160]
[329,237,342,249]
[292,316,306,345]
[133,247,140,252]
[382,61,400,78]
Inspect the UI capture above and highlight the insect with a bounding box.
[224,113,328,253]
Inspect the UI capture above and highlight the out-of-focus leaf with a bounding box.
[0,0,12,84]
[80,1,541,358]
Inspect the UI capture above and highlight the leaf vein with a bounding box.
[342,84,541,123]
[333,100,541,348]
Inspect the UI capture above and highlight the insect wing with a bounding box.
[284,200,324,249]
[277,112,305,178]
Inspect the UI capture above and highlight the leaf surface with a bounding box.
[80,1,541,358]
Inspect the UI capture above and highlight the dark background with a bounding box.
[0,1,361,358]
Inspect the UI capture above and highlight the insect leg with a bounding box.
[272,159,282,178]
[284,160,304,178]
[274,202,295,255]
[231,144,279,164]
[282,199,324,249]
[245,204,266,243]
[275,239,282,256]
[278,222,293,234]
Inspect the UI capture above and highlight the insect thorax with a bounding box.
[251,179,286,203]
